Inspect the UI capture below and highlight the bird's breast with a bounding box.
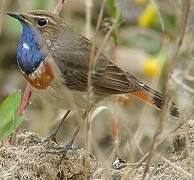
[24,59,56,90]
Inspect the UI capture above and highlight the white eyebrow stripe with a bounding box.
[23,43,30,50]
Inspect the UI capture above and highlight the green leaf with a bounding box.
[0,90,23,141]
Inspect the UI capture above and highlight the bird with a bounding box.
[7,10,179,142]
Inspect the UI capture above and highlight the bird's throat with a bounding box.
[17,23,47,75]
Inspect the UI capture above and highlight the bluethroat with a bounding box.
[7,10,179,141]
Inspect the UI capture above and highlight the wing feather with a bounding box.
[52,34,141,95]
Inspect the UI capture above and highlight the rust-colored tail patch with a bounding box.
[131,85,179,118]
[132,90,156,107]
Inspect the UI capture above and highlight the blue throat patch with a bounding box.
[17,22,47,75]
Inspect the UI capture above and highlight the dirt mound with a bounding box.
[0,131,97,179]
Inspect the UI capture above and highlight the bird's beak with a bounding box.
[7,12,24,21]
[7,12,31,25]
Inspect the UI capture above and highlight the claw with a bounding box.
[41,127,80,165]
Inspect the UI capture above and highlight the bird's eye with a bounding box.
[37,18,48,27]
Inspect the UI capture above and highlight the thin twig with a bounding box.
[172,72,194,94]
[87,0,106,88]
[168,0,190,76]
[131,110,193,175]
[85,12,120,153]
[141,1,190,179]
[85,0,106,152]
[53,0,67,15]
[84,0,93,153]
[0,0,8,36]
[85,0,93,39]
[18,83,32,116]
[150,0,165,32]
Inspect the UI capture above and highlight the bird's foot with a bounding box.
[48,138,74,156]
[42,127,80,165]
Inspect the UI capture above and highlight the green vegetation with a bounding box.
[0,90,22,141]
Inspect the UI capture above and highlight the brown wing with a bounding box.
[93,60,141,95]
[51,32,141,95]
[55,49,89,91]
[54,50,141,95]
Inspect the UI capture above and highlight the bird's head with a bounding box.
[7,10,66,75]
[7,10,63,41]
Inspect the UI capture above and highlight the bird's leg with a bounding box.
[46,110,71,143]
[44,109,91,164]
[41,126,80,166]
[56,109,89,153]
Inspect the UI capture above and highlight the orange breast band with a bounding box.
[24,61,56,90]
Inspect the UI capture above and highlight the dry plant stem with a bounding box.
[85,0,106,152]
[18,83,32,115]
[87,18,119,97]
[93,19,118,68]
[86,0,120,169]
[88,127,106,160]
[172,74,194,94]
[184,127,192,172]
[53,0,67,15]
[84,110,90,151]
[102,148,117,179]
[0,0,8,36]
[168,0,190,76]
[109,0,119,150]
[130,110,194,175]
[150,0,164,31]
[141,98,168,180]
[85,0,93,38]
[141,1,190,179]
[84,0,93,153]
[87,0,106,92]
[85,0,118,160]
[84,106,94,152]
[111,25,119,156]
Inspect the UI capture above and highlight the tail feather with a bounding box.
[131,85,179,118]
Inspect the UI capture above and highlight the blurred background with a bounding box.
[1,0,194,163]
